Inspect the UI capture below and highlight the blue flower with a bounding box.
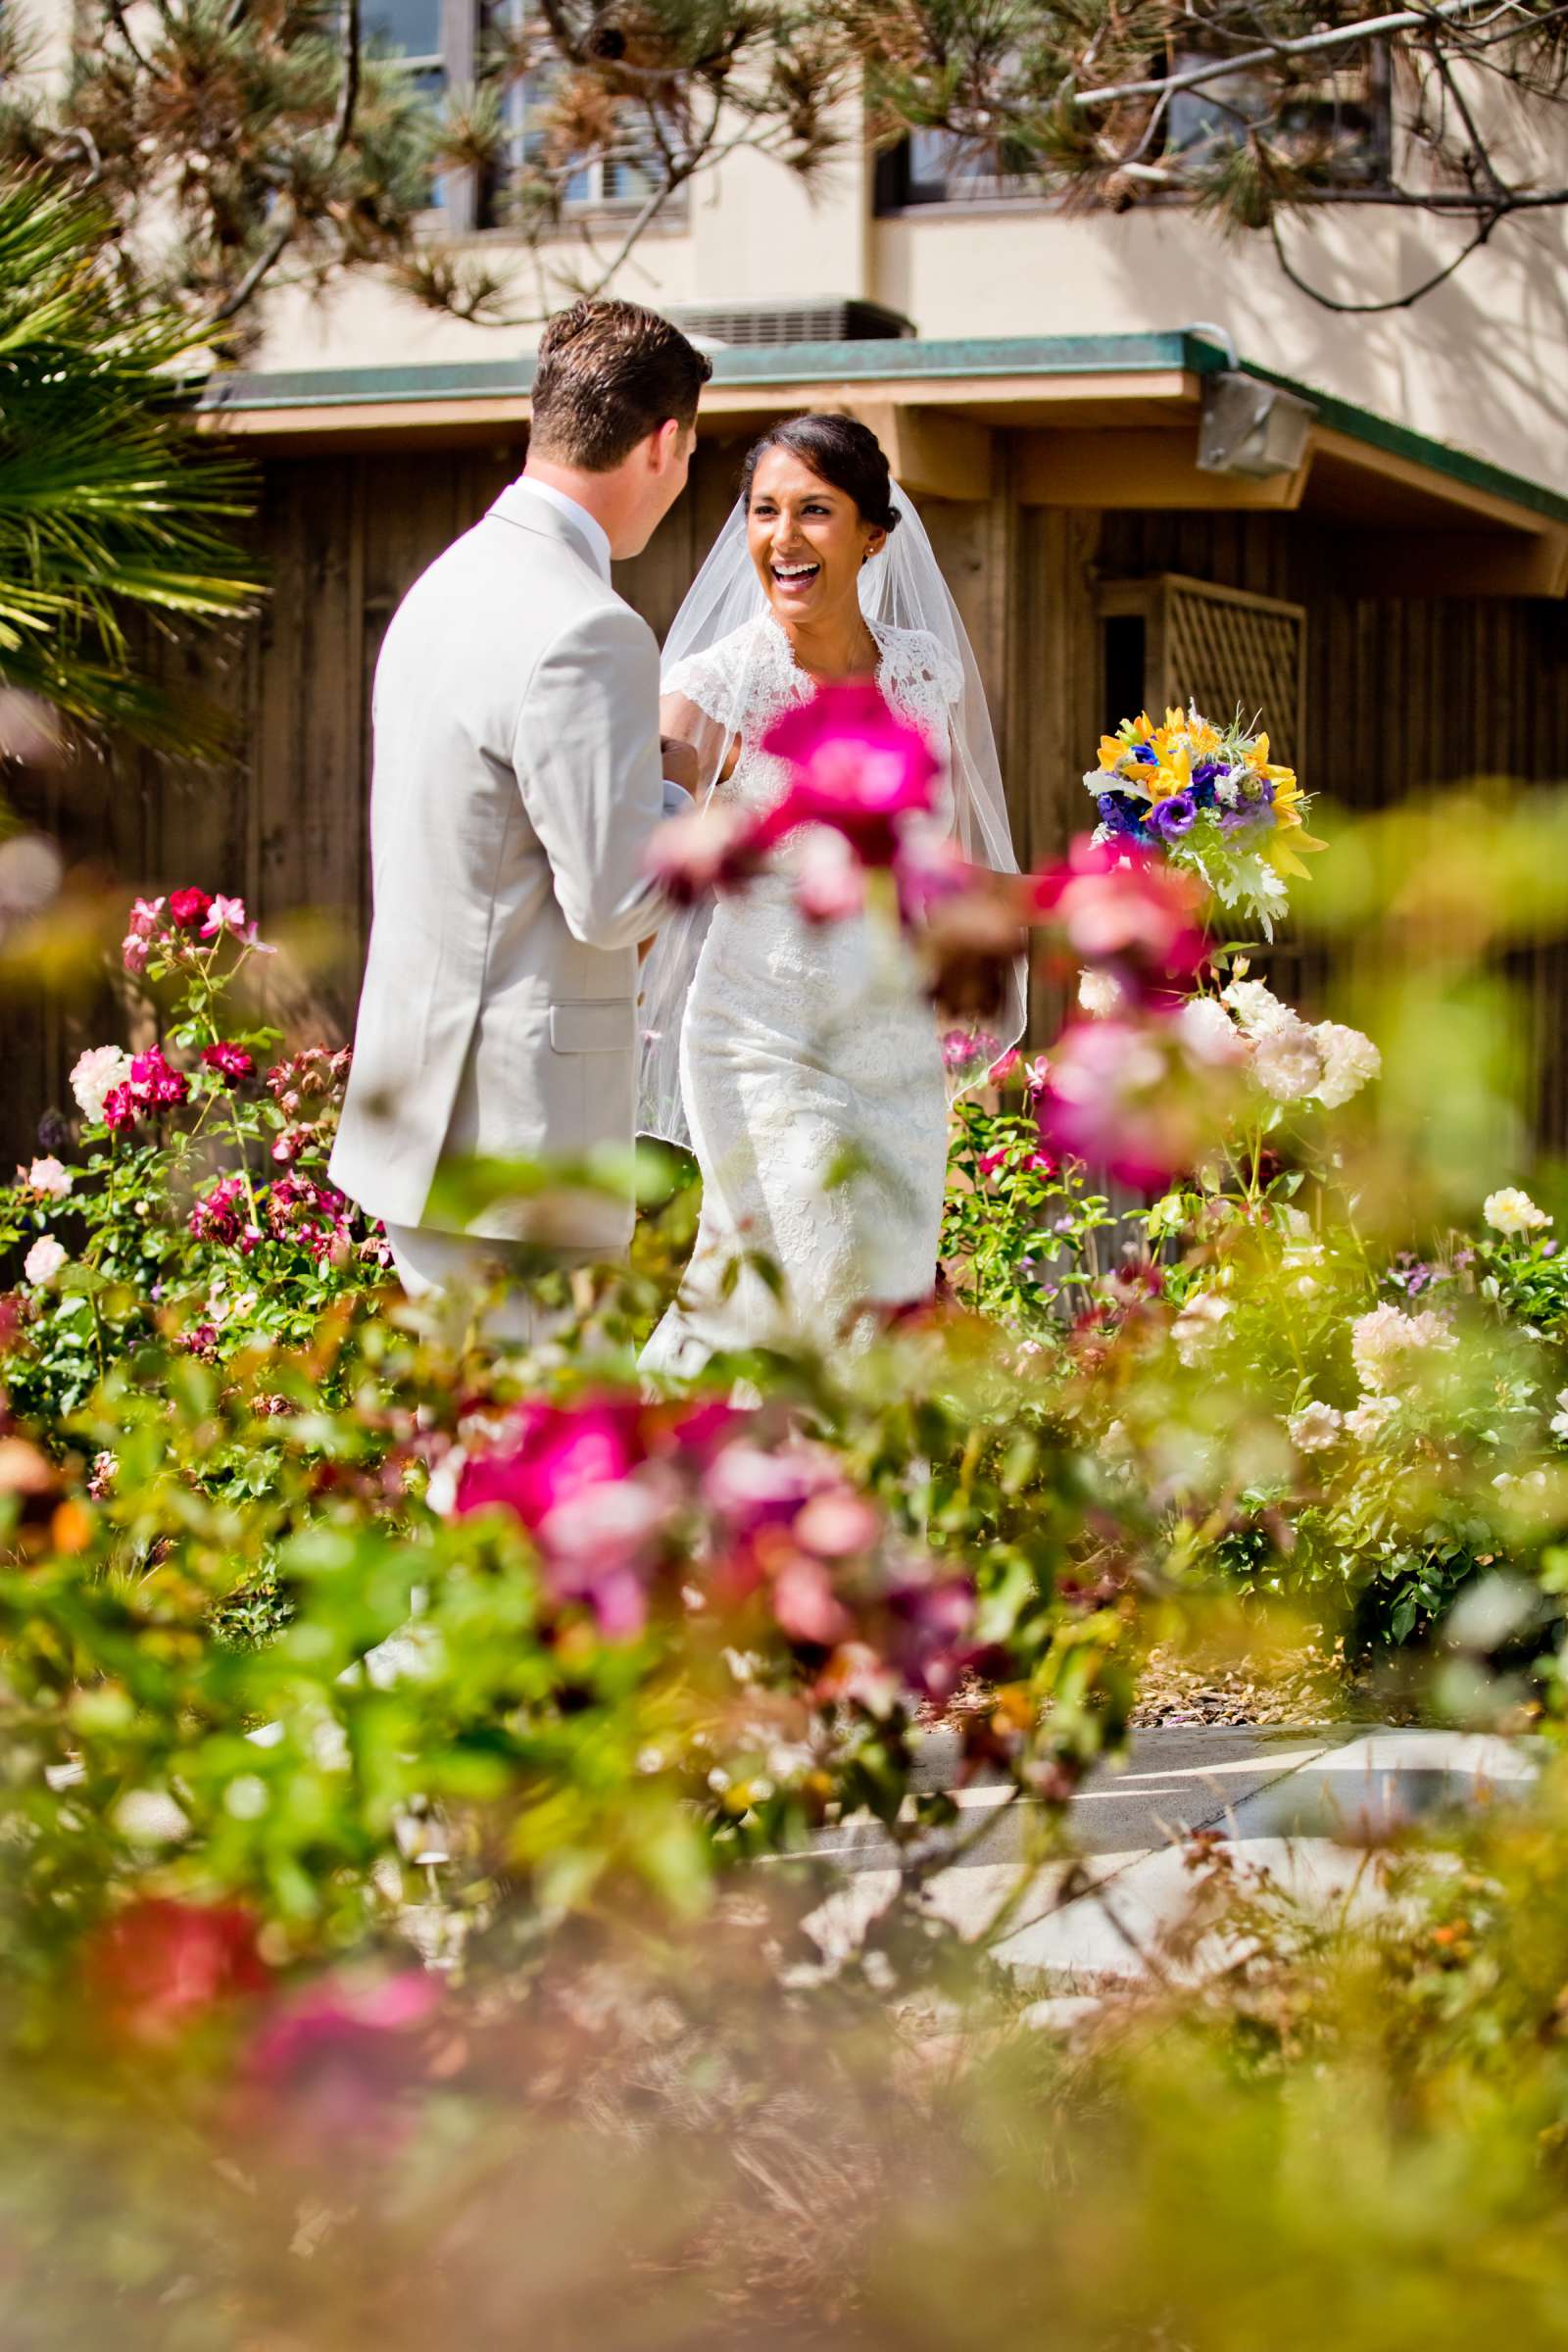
[1098,792,1150,840]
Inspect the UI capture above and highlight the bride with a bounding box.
[638,413,1024,1375]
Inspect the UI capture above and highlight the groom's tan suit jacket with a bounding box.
[331,480,681,1250]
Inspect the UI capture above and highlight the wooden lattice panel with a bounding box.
[1098,573,1308,766]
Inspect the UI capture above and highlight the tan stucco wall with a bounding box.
[873,200,1568,492]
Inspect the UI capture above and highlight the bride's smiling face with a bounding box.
[746,450,885,630]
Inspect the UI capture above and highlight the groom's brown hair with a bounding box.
[529,299,711,471]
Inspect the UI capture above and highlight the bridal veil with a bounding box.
[637,482,1027,1149]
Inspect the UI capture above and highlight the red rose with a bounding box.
[168,887,214,931]
[84,1897,270,2044]
[200,1042,255,1085]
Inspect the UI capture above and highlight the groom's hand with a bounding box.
[661,736,700,795]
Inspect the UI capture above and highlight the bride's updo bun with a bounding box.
[739,414,902,534]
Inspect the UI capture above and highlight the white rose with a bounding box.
[69,1044,132,1123]
[1172,1290,1231,1366]
[1484,1188,1551,1236]
[1220,979,1294,1038]
[24,1235,66,1285]
[1251,1016,1327,1103]
[1349,1301,1457,1393]
[1176,996,1244,1065]
[1347,1394,1400,1442]
[1313,1022,1382,1109]
[25,1155,72,1199]
[1288,1400,1343,1452]
[1077,967,1126,1020]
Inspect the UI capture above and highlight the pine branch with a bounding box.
[1070,0,1517,112]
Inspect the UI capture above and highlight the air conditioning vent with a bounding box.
[669,299,914,348]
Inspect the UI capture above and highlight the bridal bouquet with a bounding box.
[1085,705,1323,935]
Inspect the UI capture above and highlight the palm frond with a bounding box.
[0,169,263,751]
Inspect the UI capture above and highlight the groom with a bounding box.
[330,298,712,1334]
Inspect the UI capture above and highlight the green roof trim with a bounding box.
[198,330,1568,530]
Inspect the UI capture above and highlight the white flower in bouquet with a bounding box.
[1347,1394,1400,1442]
[1077,967,1127,1020]
[69,1043,132,1123]
[24,1234,66,1284]
[1484,1188,1551,1236]
[1252,1016,1327,1103]
[1172,1289,1231,1365]
[1288,1400,1343,1452]
[1550,1387,1568,1442]
[1349,1301,1457,1393]
[1312,1022,1381,1109]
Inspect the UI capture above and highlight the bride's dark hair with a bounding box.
[739,414,902,534]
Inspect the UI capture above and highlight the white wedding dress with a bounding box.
[639,611,961,1374]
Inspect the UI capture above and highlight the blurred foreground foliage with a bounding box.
[7,788,1568,2336]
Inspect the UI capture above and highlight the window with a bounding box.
[358,0,691,230]
[875,46,1391,211]
[363,0,474,222]
[363,0,447,109]
[499,62,665,221]
[1164,47,1391,189]
[875,127,1049,211]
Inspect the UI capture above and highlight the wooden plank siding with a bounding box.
[5,435,1568,1169]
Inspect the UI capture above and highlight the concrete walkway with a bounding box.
[802,1723,1540,1983]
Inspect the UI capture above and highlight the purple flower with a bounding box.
[1148,792,1198,842]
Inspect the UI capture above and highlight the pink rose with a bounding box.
[128,1045,187,1109]
[645,804,760,906]
[794,832,866,924]
[201,894,247,938]
[756,680,940,867]
[1031,837,1206,993]
[1036,1011,1242,1191]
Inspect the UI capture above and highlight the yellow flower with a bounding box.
[1099,711,1158,775]
[1146,744,1192,801]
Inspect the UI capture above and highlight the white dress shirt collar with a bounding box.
[511,475,612,582]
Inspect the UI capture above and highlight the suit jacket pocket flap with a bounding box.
[549,1000,632,1054]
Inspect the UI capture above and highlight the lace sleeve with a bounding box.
[662,642,737,727]
[907,628,964,708]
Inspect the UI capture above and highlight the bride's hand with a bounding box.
[661,735,700,794]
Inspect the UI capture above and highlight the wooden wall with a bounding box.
[6,434,1568,1165]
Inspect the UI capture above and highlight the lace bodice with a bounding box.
[663,612,963,814]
